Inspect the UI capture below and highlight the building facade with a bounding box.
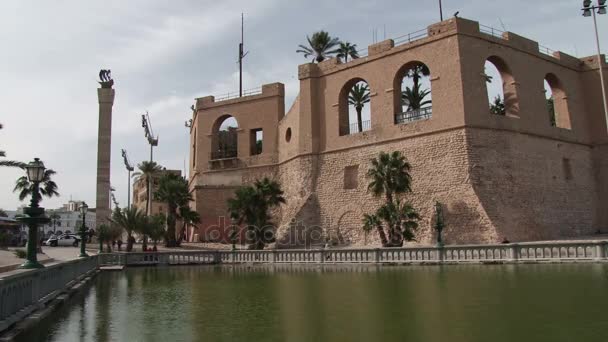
[132,169,182,217]
[188,18,608,247]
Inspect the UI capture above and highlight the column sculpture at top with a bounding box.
[96,69,115,228]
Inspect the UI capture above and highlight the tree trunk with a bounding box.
[356,106,363,132]
[165,204,178,247]
[376,225,389,247]
[126,233,134,252]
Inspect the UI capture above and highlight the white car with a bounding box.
[45,234,81,247]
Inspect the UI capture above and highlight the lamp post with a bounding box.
[439,0,443,21]
[18,158,48,269]
[79,202,89,258]
[582,0,608,134]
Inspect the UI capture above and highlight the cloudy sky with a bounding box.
[0,0,605,211]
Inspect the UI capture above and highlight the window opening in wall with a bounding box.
[251,128,263,155]
[211,116,239,160]
[395,62,432,124]
[485,56,519,117]
[545,74,571,129]
[343,165,359,189]
[340,79,372,136]
[544,80,556,127]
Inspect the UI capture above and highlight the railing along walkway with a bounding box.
[98,240,608,267]
[0,256,98,332]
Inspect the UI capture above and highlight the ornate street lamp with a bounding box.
[434,201,445,247]
[582,0,608,134]
[79,202,89,258]
[18,158,49,269]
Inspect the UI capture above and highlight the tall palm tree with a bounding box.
[363,213,386,246]
[365,151,418,247]
[227,178,285,250]
[490,95,506,115]
[0,124,26,168]
[14,169,59,202]
[109,206,146,252]
[144,214,166,250]
[367,151,412,204]
[401,86,432,111]
[178,205,200,243]
[49,211,61,233]
[132,161,163,216]
[405,64,430,90]
[337,42,359,63]
[296,31,341,63]
[376,199,420,246]
[348,83,370,133]
[155,173,192,247]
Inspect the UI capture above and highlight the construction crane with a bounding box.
[121,149,134,208]
[141,111,159,162]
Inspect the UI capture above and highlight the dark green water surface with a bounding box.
[18,264,608,342]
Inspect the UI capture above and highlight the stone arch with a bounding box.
[210,115,239,160]
[485,55,519,117]
[329,206,367,246]
[338,77,372,136]
[393,60,433,124]
[544,73,571,129]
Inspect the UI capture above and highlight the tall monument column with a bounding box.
[96,70,115,228]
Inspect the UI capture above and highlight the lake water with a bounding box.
[18,264,608,342]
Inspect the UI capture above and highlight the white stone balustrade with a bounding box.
[98,240,608,267]
[0,256,98,331]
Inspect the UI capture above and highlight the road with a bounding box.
[42,246,97,262]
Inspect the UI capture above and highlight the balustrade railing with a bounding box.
[0,256,98,331]
[395,107,432,124]
[102,241,607,267]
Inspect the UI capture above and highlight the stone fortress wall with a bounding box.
[188,17,608,247]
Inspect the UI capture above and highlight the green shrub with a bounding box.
[14,249,27,259]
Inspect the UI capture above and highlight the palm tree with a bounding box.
[348,83,370,133]
[405,64,430,90]
[367,151,412,204]
[401,86,432,111]
[490,95,506,115]
[155,173,192,247]
[227,178,285,250]
[296,31,340,63]
[49,211,61,233]
[178,205,200,243]
[363,213,386,246]
[365,151,419,247]
[14,169,59,203]
[0,124,25,168]
[337,42,359,63]
[109,206,146,252]
[144,214,166,250]
[98,223,122,252]
[376,199,420,246]
[547,97,556,126]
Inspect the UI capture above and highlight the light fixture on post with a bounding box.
[79,202,89,258]
[18,158,49,269]
[582,0,608,134]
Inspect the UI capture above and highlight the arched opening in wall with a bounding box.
[211,115,239,160]
[544,74,571,129]
[394,61,432,124]
[339,78,371,136]
[484,57,519,117]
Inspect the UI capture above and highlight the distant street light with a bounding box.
[582,0,608,134]
[18,158,48,269]
[79,202,89,258]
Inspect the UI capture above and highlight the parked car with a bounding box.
[45,234,81,247]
